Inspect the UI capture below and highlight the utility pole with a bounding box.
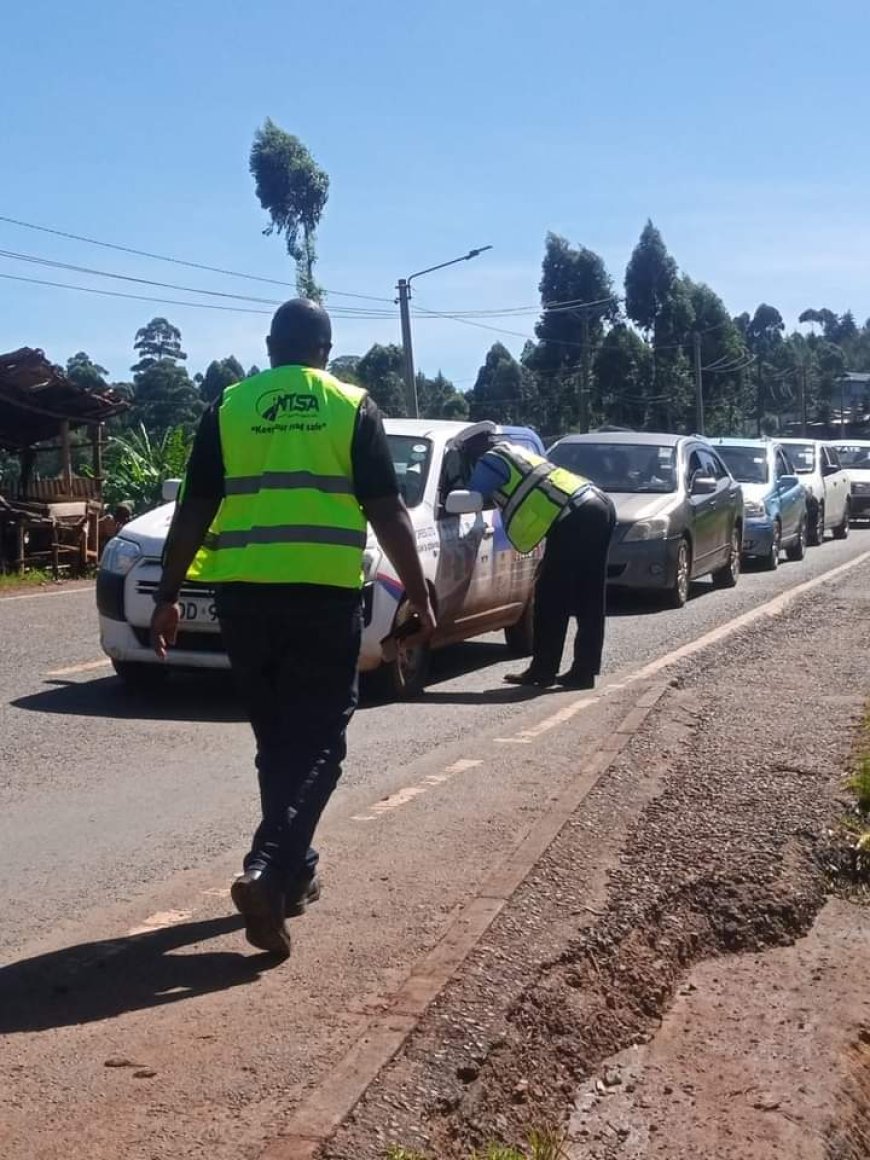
[579,311,591,433]
[799,361,808,437]
[396,246,492,420]
[396,278,417,418]
[693,331,704,435]
[840,376,847,436]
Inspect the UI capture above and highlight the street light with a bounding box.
[396,245,492,418]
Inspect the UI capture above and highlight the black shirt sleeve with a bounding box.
[351,395,399,502]
[181,399,225,501]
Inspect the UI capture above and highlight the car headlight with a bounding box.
[623,516,670,542]
[101,537,142,576]
[744,499,766,518]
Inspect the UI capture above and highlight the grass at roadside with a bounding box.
[386,1129,566,1159]
[0,569,55,593]
[826,705,870,896]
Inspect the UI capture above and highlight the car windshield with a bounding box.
[716,445,770,484]
[833,444,870,469]
[785,442,816,473]
[387,434,431,507]
[549,441,677,493]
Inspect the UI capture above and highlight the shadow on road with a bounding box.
[605,581,711,618]
[12,639,525,719]
[0,915,279,1034]
[11,673,249,723]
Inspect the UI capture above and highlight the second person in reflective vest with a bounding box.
[456,430,616,689]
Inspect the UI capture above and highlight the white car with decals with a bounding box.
[97,419,545,697]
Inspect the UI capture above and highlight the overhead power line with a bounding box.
[0,213,395,303]
[0,270,275,314]
[0,247,397,318]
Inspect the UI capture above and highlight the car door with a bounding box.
[774,447,802,540]
[703,447,736,561]
[434,444,492,623]
[685,445,719,569]
[823,445,848,525]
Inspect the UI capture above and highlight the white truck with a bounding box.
[97,419,544,698]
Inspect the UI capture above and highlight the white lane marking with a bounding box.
[0,585,95,604]
[496,548,870,745]
[47,658,112,677]
[352,758,483,822]
[128,909,192,936]
[622,548,870,688]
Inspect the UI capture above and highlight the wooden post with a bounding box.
[60,420,73,495]
[92,423,104,496]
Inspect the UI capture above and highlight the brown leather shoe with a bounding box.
[230,869,292,959]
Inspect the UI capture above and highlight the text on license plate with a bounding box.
[178,598,217,624]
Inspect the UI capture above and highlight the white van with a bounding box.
[97,419,543,698]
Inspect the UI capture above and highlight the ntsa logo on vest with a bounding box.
[256,390,321,422]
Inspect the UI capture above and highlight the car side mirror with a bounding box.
[162,479,181,503]
[778,473,799,490]
[445,489,484,515]
[821,462,839,477]
[690,473,717,497]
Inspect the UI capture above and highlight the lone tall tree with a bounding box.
[250,118,329,299]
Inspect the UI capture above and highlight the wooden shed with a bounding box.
[0,347,129,575]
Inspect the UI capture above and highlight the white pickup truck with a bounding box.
[97,419,544,697]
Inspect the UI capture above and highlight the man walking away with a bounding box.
[150,299,435,958]
[458,427,615,689]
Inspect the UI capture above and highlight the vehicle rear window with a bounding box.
[549,442,677,493]
[716,445,770,484]
[785,442,816,473]
[386,435,431,508]
[833,444,870,468]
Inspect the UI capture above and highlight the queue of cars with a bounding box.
[97,420,864,697]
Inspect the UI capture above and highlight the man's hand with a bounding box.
[405,594,437,648]
[150,602,180,660]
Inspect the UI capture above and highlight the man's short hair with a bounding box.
[269,299,332,363]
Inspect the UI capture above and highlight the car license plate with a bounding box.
[178,597,217,626]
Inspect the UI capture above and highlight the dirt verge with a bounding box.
[320,575,870,1159]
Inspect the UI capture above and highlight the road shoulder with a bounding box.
[316,562,870,1159]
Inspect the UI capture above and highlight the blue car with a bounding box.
[710,438,807,569]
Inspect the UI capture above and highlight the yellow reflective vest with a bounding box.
[187,364,367,589]
[487,443,590,553]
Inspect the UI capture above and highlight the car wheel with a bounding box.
[785,515,807,562]
[761,520,781,571]
[712,524,741,589]
[833,501,850,540]
[384,601,431,699]
[664,538,691,608]
[111,660,169,690]
[808,501,825,546]
[505,594,534,656]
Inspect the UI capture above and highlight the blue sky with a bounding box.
[2,0,869,389]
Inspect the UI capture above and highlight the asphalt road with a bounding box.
[3,530,870,1160]
[2,529,870,964]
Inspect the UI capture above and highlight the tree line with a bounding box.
[465,224,870,439]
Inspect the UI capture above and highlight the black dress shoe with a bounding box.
[285,872,321,918]
[504,669,557,688]
[556,669,596,690]
[230,869,292,958]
